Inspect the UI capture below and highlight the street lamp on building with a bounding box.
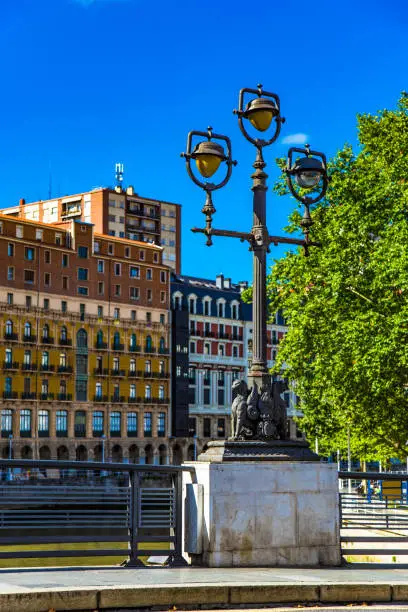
[182,85,328,441]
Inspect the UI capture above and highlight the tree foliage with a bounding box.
[266,94,408,461]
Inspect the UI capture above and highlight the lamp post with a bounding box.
[101,434,106,463]
[182,85,328,441]
[8,434,13,482]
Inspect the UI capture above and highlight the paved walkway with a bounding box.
[2,566,408,611]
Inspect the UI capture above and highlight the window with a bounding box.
[7,244,14,257]
[78,287,88,296]
[93,411,104,436]
[131,310,136,321]
[78,268,88,281]
[160,314,165,325]
[97,305,103,318]
[42,324,49,339]
[43,298,49,310]
[98,281,104,295]
[108,244,114,255]
[146,268,152,280]
[188,367,196,383]
[113,308,120,320]
[129,383,136,399]
[190,341,196,353]
[160,291,165,303]
[130,287,139,300]
[24,322,31,338]
[130,266,140,278]
[6,319,13,336]
[56,410,68,435]
[139,250,145,261]
[218,302,224,317]
[7,267,14,281]
[41,352,49,368]
[78,246,88,258]
[44,272,51,287]
[145,335,152,352]
[127,412,138,436]
[113,357,119,371]
[146,312,151,323]
[113,331,121,349]
[114,263,121,276]
[95,382,102,399]
[5,348,12,365]
[60,326,67,342]
[55,233,61,245]
[74,411,86,437]
[176,366,181,377]
[16,226,23,238]
[125,247,130,258]
[204,300,210,316]
[159,360,165,375]
[97,260,104,273]
[144,412,152,436]
[218,344,225,356]
[36,229,43,241]
[157,412,166,436]
[62,276,68,289]
[188,417,196,437]
[5,377,12,395]
[204,388,210,405]
[79,304,86,318]
[145,384,151,399]
[24,270,35,283]
[147,289,152,301]
[76,328,88,348]
[114,284,121,297]
[1,409,12,434]
[25,296,31,308]
[109,214,116,223]
[218,389,225,405]
[160,270,166,283]
[217,418,225,438]
[7,293,13,305]
[204,343,210,355]
[204,418,211,438]
[231,303,239,319]
[62,254,68,267]
[44,250,51,264]
[23,350,31,366]
[38,410,49,435]
[110,412,121,435]
[20,409,31,436]
[25,247,35,261]
[145,360,151,374]
[232,346,238,358]
[159,385,165,400]
[153,252,159,263]
[130,334,137,351]
[129,358,136,373]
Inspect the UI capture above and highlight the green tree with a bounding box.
[262,94,408,462]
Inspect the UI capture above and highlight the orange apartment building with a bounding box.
[0,214,176,464]
[0,184,181,273]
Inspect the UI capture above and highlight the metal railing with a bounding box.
[339,471,408,560]
[0,458,194,568]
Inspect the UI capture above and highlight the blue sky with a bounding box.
[0,0,407,283]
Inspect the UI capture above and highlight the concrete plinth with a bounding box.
[183,456,341,567]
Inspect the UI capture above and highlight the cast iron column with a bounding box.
[247,148,270,391]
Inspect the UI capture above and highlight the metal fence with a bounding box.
[339,471,408,560]
[0,458,195,567]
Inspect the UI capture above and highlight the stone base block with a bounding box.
[183,460,341,567]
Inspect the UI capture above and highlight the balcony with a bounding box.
[56,430,68,437]
[21,363,37,371]
[204,331,215,338]
[219,333,230,340]
[40,364,55,372]
[95,341,108,350]
[57,393,72,401]
[112,343,124,352]
[128,397,138,403]
[40,337,54,345]
[190,329,201,336]
[40,393,54,401]
[111,396,125,403]
[4,333,18,341]
[128,370,141,378]
[111,369,126,377]
[232,334,244,342]
[129,345,141,353]
[21,392,36,400]
[59,338,72,346]
[93,368,109,376]
[58,366,73,374]
[3,361,19,370]
[144,347,156,354]
[158,348,169,355]
[38,430,49,438]
[23,335,36,343]
[93,395,108,402]
[143,371,153,378]
[3,392,17,400]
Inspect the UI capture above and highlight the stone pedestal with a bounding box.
[182,441,341,567]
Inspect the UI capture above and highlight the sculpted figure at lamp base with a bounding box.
[230,378,288,442]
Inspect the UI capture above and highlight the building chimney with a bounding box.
[239,280,249,292]
[224,278,231,289]
[126,185,135,196]
[215,274,224,289]
[19,198,25,206]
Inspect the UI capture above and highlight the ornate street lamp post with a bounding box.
[182,85,328,442]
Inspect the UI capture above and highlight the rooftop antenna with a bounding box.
[115,162,124,189]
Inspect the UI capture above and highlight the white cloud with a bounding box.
[281,133,309,145]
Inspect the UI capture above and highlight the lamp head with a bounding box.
[244,96,279,132]
[193,139,226,178]
[292,155,325,189]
